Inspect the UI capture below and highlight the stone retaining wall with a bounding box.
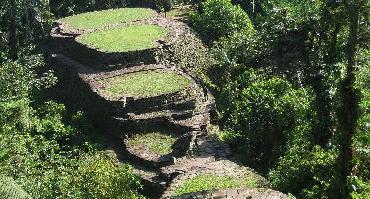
[174,188,290,199]
[51,17,189,69]
[50,54,206,137]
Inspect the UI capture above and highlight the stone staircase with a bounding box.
[49,10,289,199]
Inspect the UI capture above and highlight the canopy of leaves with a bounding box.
[190,0,254,43]
[220,70,314,172]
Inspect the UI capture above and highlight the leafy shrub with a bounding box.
[35,101,76,140]
[221,70,314,172]
[209,29,261,89]
[60,152,143,199]
[0,57,142,198]
[269,145,337,199]
[190,0,253,43]
[350,49,370,198]
[212,28,259,67]
[155,32,216,88]
[350,176,370,199]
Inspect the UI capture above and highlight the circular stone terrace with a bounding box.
[53,8,189,69]
[77,24,168,53]
[97,69,191,98]
[58,8,156,34]
[50,7,290,199]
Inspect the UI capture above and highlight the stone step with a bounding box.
[131,165,168,199]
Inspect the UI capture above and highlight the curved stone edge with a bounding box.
[173,188,291,199]
[49,54,287,199]
[48,55,200,120]
[56,8,158,35]
[87,64,198,102]
[50,16,189,69]
[124,131,184,166]
[49,53,213,154]
[161,159,270,198]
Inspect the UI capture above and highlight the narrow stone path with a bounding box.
[49,10,289,199]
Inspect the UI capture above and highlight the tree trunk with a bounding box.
[337,0,361,198]
[9,0,17,60]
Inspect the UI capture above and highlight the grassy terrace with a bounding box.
[101,70,191,97]
[127,132,177,155]
[174,174,258,196]
[78,24,167,52]
[61,8,155,29]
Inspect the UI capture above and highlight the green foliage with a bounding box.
[155,32,216,88]
[0,175,32,199]
[0,57,143,198]
[0,55,56,130]
[0,0,54,58]
[190,0,253,43]
[61,8,155,29]
[221,71,314,172]
[0,55,56,101]
[60,152,142,199]
[127,132,177,155]
[101,70,191,97]
[174,174,257,196]
[350,176,370,199]
[269,146,337,199]
[209,29,261,89]
[78,24,167,52]
[212,28,259,67]
[350,49,370,198]
[35,101,76,140]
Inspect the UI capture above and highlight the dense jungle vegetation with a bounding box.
[0,0,369,198]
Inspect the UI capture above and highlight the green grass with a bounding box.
[174,174,257,196]
[61,8,155,29]
[101,70,191,97]
[127,132,177,155]
[78,24,167,52]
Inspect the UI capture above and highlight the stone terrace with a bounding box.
[49,8,290,199]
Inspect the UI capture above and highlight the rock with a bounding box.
[171,133,195,157]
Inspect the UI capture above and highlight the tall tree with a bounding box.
[0,0,53,60]
[8,0,17,60]
[337,0,363,198]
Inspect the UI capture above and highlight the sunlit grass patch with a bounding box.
[78,24,167,52]
[100,70,191,97]
[174,174,257,196]
[61,8,155,29]
[127,132,177,155]
[78,24,166,52]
